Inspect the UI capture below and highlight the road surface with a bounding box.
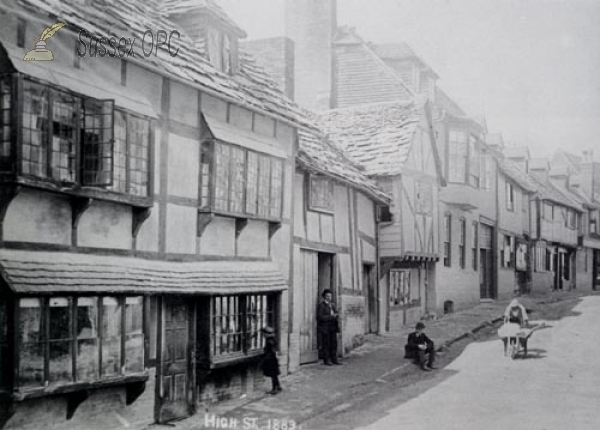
[355,296,600,430]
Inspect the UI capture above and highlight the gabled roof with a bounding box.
[371,42,439,78]
[529,175,583,212]
[552,150,582,171]
[504,146,531,160]
[7,0,313,129]
[161,0,247,37]
[297,131,390,204]
[319,100,423,176]
[497,158,537,193]
[433,87,467,118]
[332,26,415,108]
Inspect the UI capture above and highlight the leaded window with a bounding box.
[309,175,334,212]
[199,141,284,220]
[0,77,11,172]
[210,294,276,360]
[16,296,144,391]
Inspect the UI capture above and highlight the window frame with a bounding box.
[200,293,278,366]
[2,73,154,207]
[443,213,452,267]
[501,235,515,269]
[14,295,145,393]
[308,174,334,213]
[459,218,466,269]
[447,129,468,184]
[199,139,284,221]
[389,269,419,309]
[505,181,515,212]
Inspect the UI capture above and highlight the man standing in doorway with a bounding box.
[317,289,342,365]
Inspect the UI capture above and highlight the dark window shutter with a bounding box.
[82,99,114,186]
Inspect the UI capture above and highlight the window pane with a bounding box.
[82,99,114,186]
[102,297,122,377]
[245,151,259,214]
[48,297,72,384]
[448,131,467,183]
[200,142,212,208]
[0,77,12,172]
[112,111,128,193]
[125,297,143,373]
[128,116,150,197]
[76,297,99,381]
[257,155,271,217]
[229,146,245,214]
[309,176,333,211]
[270,159,283,218]
[22,80,49,178]
[469,135,480,186]
[19,298,44,388]
[212,296,242,357]
[214,142,230,211]
[51,90,79,183]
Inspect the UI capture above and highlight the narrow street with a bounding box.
[305,295,600,430]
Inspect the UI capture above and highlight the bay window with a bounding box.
[448,130,467,183]
[199,140,284,220]
[468,135,480,187]
[16,295,144,391]
[1,75,153,202]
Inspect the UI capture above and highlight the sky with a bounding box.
[218,0,600,159]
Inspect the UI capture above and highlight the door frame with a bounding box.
[155,296,197,424]
[362,262,377,334]
[298,249,337,365]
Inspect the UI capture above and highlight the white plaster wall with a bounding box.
[3,189,71,245]
[237,220,268,258]
[78,201,132,249]
[199,216,235,256]
[167,134,199,199]
[165,204,196,254]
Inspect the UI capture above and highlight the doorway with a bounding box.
[479,224,494,299]
[157,297,194,423]
[363,263,377,334]
[298,250,334,364]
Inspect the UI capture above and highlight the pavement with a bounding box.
[148,290,593,430]
[356,294,600,430]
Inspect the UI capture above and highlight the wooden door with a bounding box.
[157,297,192,423]
[363,264,377,334]
[299,250,319,364]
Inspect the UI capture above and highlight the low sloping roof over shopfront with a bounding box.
[0,250,288,295]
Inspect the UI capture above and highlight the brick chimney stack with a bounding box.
[285,0,337,111]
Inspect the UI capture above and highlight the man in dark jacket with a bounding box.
[404,322,437,371]
[317,289,342,365]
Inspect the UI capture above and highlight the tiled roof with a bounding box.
[529,175,583,211]
[504,146,531,160]
[298,131,390,203]
[10,0,313,129]
[434,87,467,118]
[319,100,422,176]
[161,0,246,36]
[497,158,537,192]
[371,42,439,78]
[0,250,287,294]
[333,27,414,108]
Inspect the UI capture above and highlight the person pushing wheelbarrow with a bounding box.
[498,299,531,358]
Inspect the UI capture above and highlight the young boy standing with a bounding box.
[261,326,282,395]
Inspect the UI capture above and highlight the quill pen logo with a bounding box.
[23,22,66,61]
